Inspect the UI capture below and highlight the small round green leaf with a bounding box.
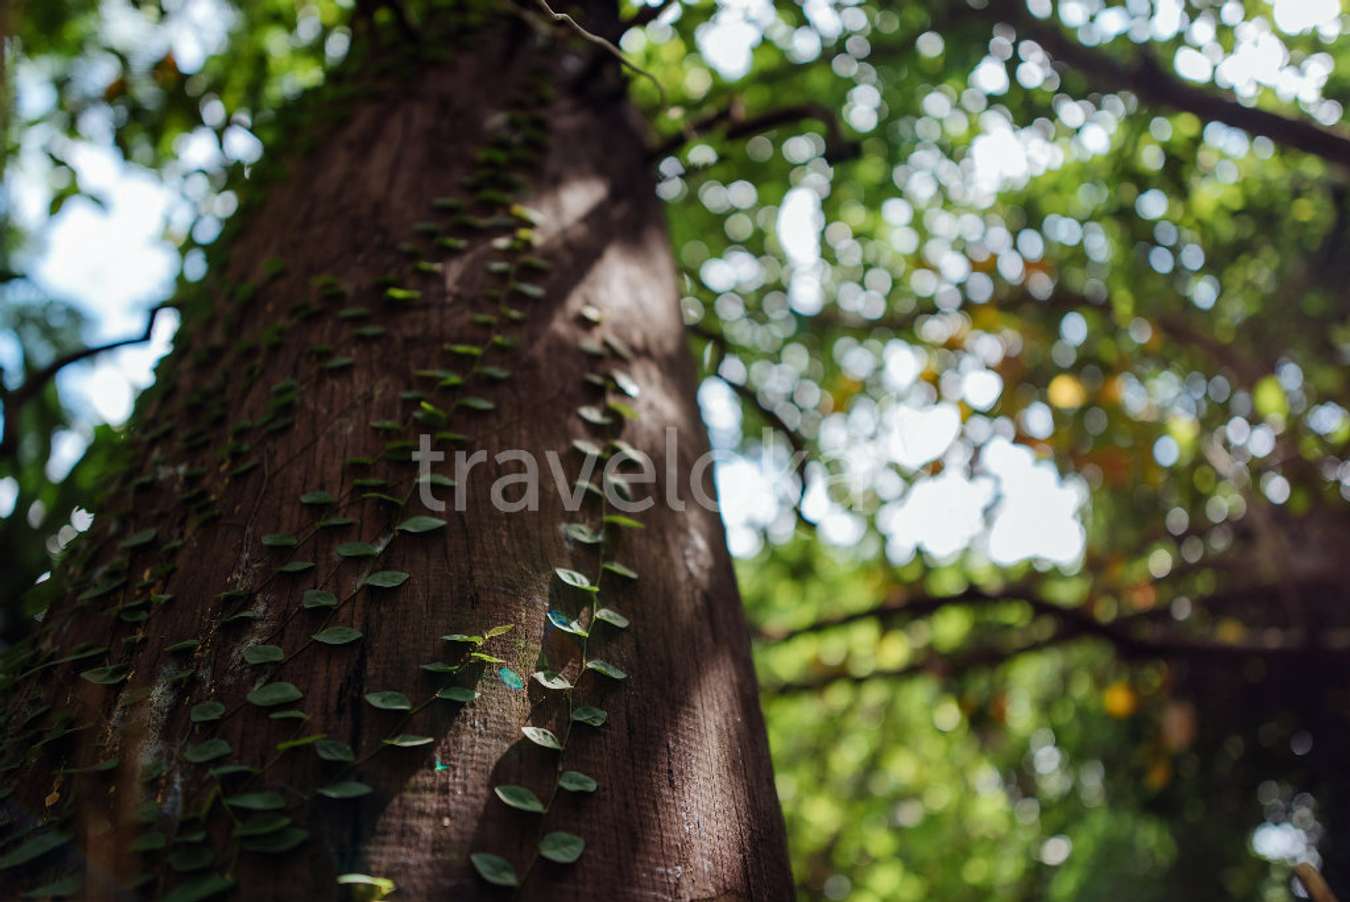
[553,568,595,591]
[365,691,411,711]
[594,608,630,629]
[261,533,298,548]
[571,706,607,727]
[318,781,372,799]
[315,739,356,763]
[224,791,286,811]
[558,770,598,793]
[470,853,519,888]
[521,726,562,750]
[312,626,362,646]
[190,701,226,723]
[538,831,585,864]
[365,570,409,588]
[382,734,433,747]
[302,589,337,609]
[243,644,284,665]
[246,682,303,707]
[586,659,627,680]
[184,739,232,764]
[494,785,545,813]
[335,542,379,558]
[397,516,446,534]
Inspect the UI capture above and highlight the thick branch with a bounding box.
[0,304,169,459]
[651,101,860,164]
[996,1,1350,168]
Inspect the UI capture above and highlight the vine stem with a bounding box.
[516,384,618,895]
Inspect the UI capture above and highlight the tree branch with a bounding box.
[995,1,1350,168]
[0,304,169,459]
[651,100,860,164]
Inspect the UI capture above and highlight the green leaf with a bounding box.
[336,874,396,897]
[233,814,291,838]
[603,513,644,529]
[458,396,495,411]
[315,739,356,763]
[0,831,70,869]
[521,726,562,750]
[572,438,604,457]
[485,623,514,638]
[190,701,225,723]
[564,523,603,544]
[80,664,130,685]
[571,706,608,727]
[586,659,628,680]
[365,570,409,588]
[161,874,234,902]
[602,561,638,579]
[312,626,362,646]
[532,670,572,690]
[261,533,298,548]
[208,765,257,780]
[494,785,545,813]
[497,668,524,690]
[184,738,232,764]
[269,709,308,721]
[302,589,337,609]
[382,734,433,747]
[611,370,640,398]
[300,491,334,506]
[365,691,411,711]
[318,781,372,799]
[277,561,315,574]
[554,568,596,591]
[240,827,309,853]
[538,831,585,864]
[470,853,519,887]
[607,400,639,421]
[397,515,446,534]
[577,405,613,425]
[470,651,505,664]
[558,770,598,793]
[335,541,379,558]
[547,609,588,638]
[436,686,478,703]
[594,608,630,629]
[167,639,200,654]
[442,633,483,646]
[224,791,286,811]
[243,644,284,665]
[246,682,303,707]
[275,734,323,752]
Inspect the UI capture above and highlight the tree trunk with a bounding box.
[0,8,791,900]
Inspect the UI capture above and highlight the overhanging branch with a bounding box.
[651,100,860,164]
[0,304,169,459]
[994,0,1350,168]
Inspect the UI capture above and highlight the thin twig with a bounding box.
[0,304,171,459]
[650,100,859,163]
[533,0,666,106]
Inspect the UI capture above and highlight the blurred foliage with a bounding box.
[3,0,1350,898]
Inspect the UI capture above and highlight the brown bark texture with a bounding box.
[0,10,791,901]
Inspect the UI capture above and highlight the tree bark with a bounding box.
[0,10,791,900]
